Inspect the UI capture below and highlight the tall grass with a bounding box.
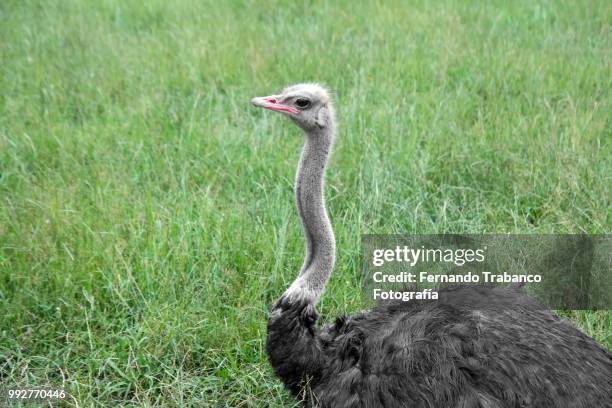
[1,0,610,406]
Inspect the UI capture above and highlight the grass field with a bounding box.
[1,0,610,406]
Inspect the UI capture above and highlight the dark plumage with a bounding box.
[268,286,612,407]
[251,84,612,407]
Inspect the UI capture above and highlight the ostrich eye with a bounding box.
[295,98,311,109]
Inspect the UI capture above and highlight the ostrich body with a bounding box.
[251,84,612,408]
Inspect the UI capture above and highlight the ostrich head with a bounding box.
[251,83,335,132]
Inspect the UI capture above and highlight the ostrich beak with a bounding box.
[251,95,299,115]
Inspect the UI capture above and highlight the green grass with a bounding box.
[0,0,610,406]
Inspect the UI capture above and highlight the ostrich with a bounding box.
[250,84,612,408]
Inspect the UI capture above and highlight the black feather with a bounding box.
[267,286,612,408]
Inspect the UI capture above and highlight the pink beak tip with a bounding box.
[251,96,299,115]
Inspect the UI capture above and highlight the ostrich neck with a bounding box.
[284,127,335,304]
